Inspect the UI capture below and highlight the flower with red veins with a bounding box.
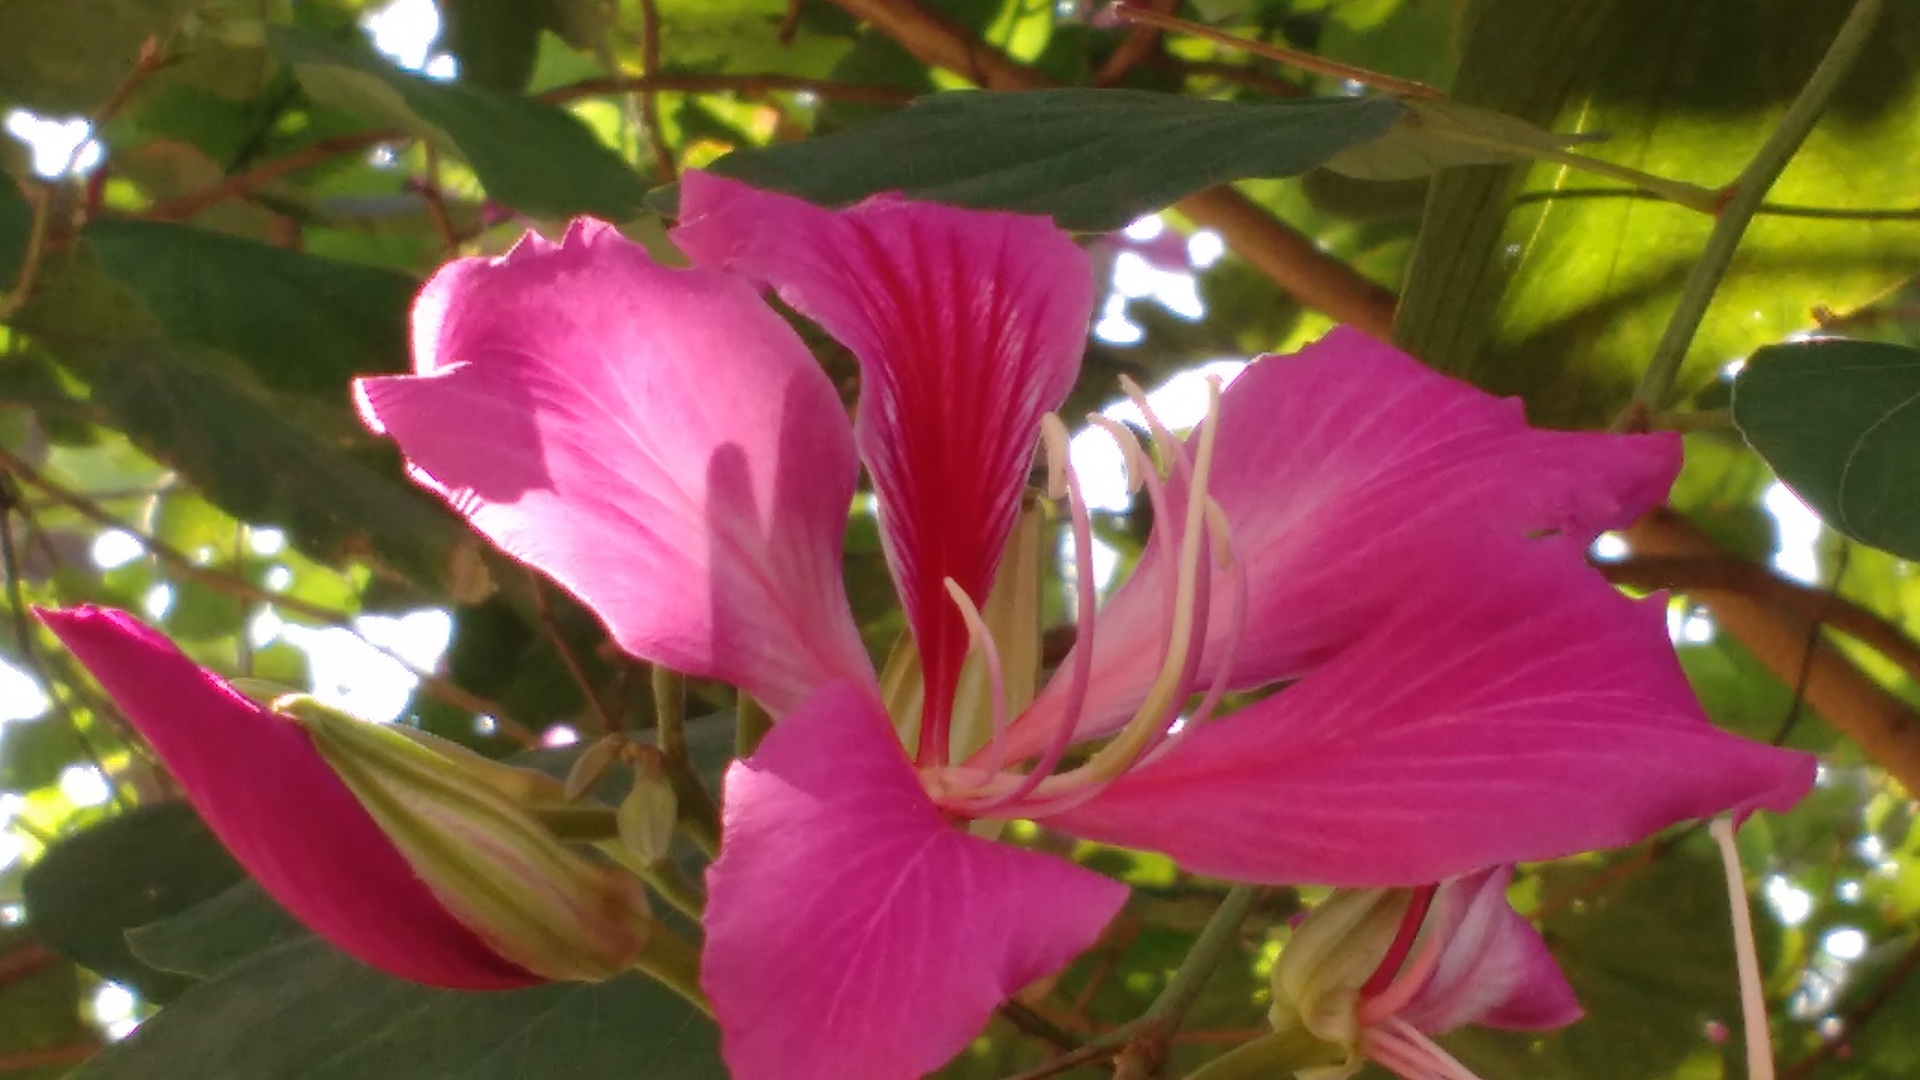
[1235,867,1579,1080]
[37,607,653,990]
[346,172,1812,1080]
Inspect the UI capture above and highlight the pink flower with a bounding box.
[1256,867,1582,1080]
[341,172,1813,1079]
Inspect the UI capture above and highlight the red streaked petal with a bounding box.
[703,682,1126,1080]
[673,173,1093,756]
[1043,537,1814,886]
[39,606,537,989]
[356,219,871,715]
[1009,328,1681,758]
[1398,867,1582,1034]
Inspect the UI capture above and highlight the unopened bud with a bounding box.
[615,758,678,868]
[565,735,625,801]
[276,696,651,983]
[1266,889,1408,1072]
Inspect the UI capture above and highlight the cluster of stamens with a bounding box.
[923,375,1248,820]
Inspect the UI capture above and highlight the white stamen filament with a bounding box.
[1151,498,1246,750]
[1365,1018,1487,1080]
[1711,816,1775,1080]
[1088,415,1149,495]
[961,416,1103,814]
[941,578,1009,770]
[1034,376,1225,802]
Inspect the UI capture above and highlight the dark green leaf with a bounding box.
[89,343,469,594]
[689,90,1406,231]
[127,881,306,980]
[0,0,195,112]
[438,0,546,93]
[22,804,244,1002]
[84,219,416,394]
[1733,339,1920,559]
[78,933,724,1080]
[271,27,646,218]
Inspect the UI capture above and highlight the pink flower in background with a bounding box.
[1263,867,1582,1080]
[348,172,1813,1080]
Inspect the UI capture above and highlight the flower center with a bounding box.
[925,375,1248,818]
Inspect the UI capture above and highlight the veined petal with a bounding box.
[1011,328,1681,755]
[1396,867,1581,1034]
[703,682,1126,1080]
[1043,537,1814,886]
[356,219,871,715]
[673,173,1093,757]
[39,607,537,989]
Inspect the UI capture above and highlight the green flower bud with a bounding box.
[276,695,652,983]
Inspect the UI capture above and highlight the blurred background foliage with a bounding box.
[0,0,1917,1076]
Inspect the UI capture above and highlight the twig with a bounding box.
[1770,543,1851,748]
[1627,0,1886,416]
[652,666,721,857]
[1148,57,1306,98]
[1110,4,1440,99]
[0,444,536,746]
[636,0,678,182]
[1624,507,1920,794]
[1780,933,1920,1080]
[415,144,461,256]
[528,571,616,734]
[0,1044,98,1073]
[1093,0,1176,87]
[824,0,1397,337]
[1111,886,1260,1080]
[999,1000,1084,1052]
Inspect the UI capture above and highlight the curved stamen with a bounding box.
[1024,376,1225,808]
[1138,497,1247,765]
[1118,374,1196,487]
[1359,883,1439,1003]
[940,578,1009,776]
[965,415,1102,814]
[1364,1018,1488,1080]
[1088,416,1149,496]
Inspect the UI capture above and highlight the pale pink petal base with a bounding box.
[40,607,537,989]
[356,220,872,715]
[1010,328,1683,755]
[674,173,1094,751]
[1400,867,1582,1034]
[704,683,1127,1080]
[1045,537,1815,887]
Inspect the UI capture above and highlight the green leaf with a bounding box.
[22,804,245,1002]
[0,0,195,112]
[128,881,306,980]
[1732,339,1920,560]
[1396,0,1920,427]
[270,27,647,218]
[88,343,470,594]
[690,89,1406,231]
[79,933,724,1080]
[84,219,416,394]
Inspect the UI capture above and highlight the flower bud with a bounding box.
[277,695,652,983]
[615,758,679,868]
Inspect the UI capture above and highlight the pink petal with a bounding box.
[39,607,537,989]
[672,173,1094,756]
[1398,867,1582,1034]
[1043,537,1814,886]
[1008,328,1681,757]
[703,682,1127,1080]
[356,219,872,715]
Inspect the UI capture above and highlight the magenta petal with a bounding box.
[673,173,1094,747]
[39,607,536,989]
[1044,537,1814,886]
[1011,328,1682,754]
[1399,868,1581,1035]
[356,220,872,715]
[703,682,1127,1080]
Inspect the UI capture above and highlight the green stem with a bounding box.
[653,666,721,858]
[1626,0,1885,419]
[1180,1029,1345,1080]
[1112,886,1260,1080]
[736,691,773,759]
[631,924,712,1016]
[641,860,708,919]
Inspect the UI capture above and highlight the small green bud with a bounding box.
[277,696,651,983]
[615,759,679,869]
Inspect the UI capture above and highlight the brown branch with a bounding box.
[825,0,1396,335]
[0,1044,98,1073]
[636,0,678,182]
[1093,0,1176,87]
[144,131,393,221]
[0,943,59,987]
[1623,508,1920,793]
